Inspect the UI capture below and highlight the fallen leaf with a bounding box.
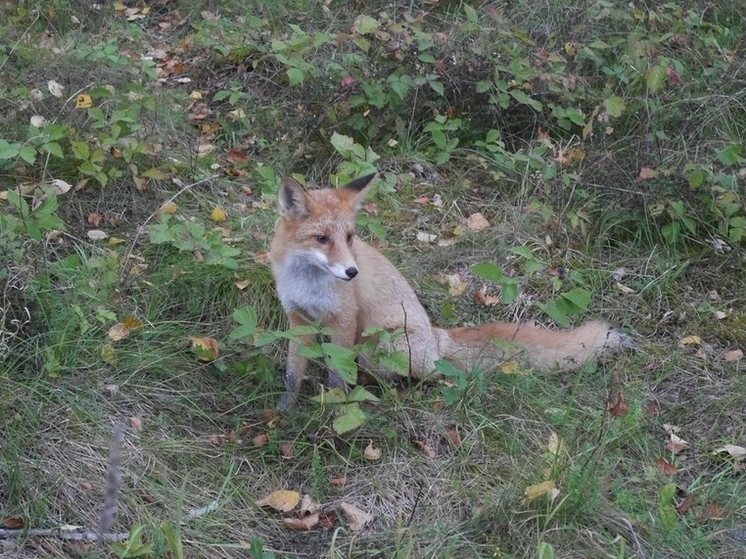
[547,432,565,457]
[524,480,558,503]
[128,416,143,432]
[679,335,702,347]
[189,336,219,361]
[675,493,693,515]
[364,440,382,461]
[639,166,658,179]
[48,80,64,97]
[723,349,743,362]
[330,476,348,487]
[318,509,339,529]
[413,439,436,458]
[107,323,130,341]
[133,489,157,504]
[339,502,373,532]
[655,456,678,475]
[256,490,301,512]
[300,494,320,515]
[608,391,630,417]
[252,434,269,447]
[75,94,92,108]
[87,229,108,241]
[210,206,227,222]
[412,196,429,205]
[160,201,178,214]
[87,213,103,226]
[260,409,280,426]
[442,273,467,297]
[51,179,72,194]
[279,443,294,459]
[500,360,523,374]
[225,148,249,164]
[712,444,746,460]
[416,231,438,243]
[100,343,117,364]
[700,502,728,520]
[445,427,462,448]
[665,434,689,455]
[235,279,251,290]
[1,516,25,529]
[283,513,319,531]
[474,284,498,306]
[121,316,143,330]
[79,481,92,491]
[466,212,490,232]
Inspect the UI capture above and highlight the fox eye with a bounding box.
[315,235,329,244]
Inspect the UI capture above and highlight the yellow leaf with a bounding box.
[339,502,373,532]
[524,480,558,503]
[75,94,93,109]
[256,490,301,512]
[114,0,126,10]
[547,432,566,457]
[235,279,251,290]
[160,201,178,214]
[499,360,523,375]
[122,316,143,330]
[679,335,702,347]
[100,343,117,364]
[107,323,130,341]
[364,440,382,461]
[189,91,203,100]
[211,206,227,222]
[189,336,219,361]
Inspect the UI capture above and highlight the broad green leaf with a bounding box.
[354,15,379,35]
[330,132,355,157]
[322,342,357,384]
[476,80,492,93]
[688,168,706,189]
[347,385,380,402]
[463,4,479,24]
[333,403,366,434]
[232,306,257,327]
[716,144,741,166]
[645,64,667,93]
[42,142,64,158]
[540,301,570,328]
[509,89,543,111]
[428,79,444,96]
[501,279,519,304]
[559,288,591,312]
[18,145,37,164]
[0,140,20,160]
[471,262,503,283]
[603,95,625,118]
[287,68,304,86]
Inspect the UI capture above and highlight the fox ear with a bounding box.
[278,177,309,219]
[341,173,376,209]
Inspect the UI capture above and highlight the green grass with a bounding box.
[1,1,746,558]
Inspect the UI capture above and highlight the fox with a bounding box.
[268,173,625,409]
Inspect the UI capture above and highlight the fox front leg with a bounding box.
[277,314,313,410]
[326,315,358,391]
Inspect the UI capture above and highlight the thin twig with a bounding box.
[619,516,649,559]
[99,426,123,539]
[0,529,129,542]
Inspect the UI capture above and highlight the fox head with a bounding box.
[272,174,376,281]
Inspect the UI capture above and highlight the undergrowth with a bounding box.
[1,1,745,558]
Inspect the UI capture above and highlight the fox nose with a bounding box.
[345,267,358,279]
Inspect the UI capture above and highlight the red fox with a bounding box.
[269,173,624,408]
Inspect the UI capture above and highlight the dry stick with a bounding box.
[99,425,124,540]
[619,516,649,559]
[0,529,129,542]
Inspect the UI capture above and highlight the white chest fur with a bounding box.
[272,252,340,320]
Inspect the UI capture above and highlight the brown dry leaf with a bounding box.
[723,349,743,362]
[340,502,373,532]
[474,284,498,306]
[235,279,251,290]
[189,336,219,361]
[639,166,658,179]
[500,360,523,374]
[299,494,320,515]
[679,335,702,347]
[608,391,630,417]
[413,439,436,458]
[330,476,348,487]
[225,148,250,164]
[445,427,462,448]
[133,489,157,504]
[364,440,382,461]
[210,206,227,222]
[1,516,25,529]
[260,409,281,426]
[665,434,689,455]
[282,513,319,531]
[524,480,558,503]
[675,493,693,515]
[122,316,143,330]
[318,509,340,529]
[279,443,294,459]
[442,273,467,297]
[107,323,130,342]
[256,490,301,512]
[412,196,429,205]
[700,502,728,520]
[655,456,678,475]
[252,434,269,447]
[87,212,103,226]
[466,212,490,232]
[128,416,143,432]
[79,481,92,491]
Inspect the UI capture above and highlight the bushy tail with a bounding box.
[434,320,625,372]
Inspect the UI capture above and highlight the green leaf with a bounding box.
[509,89,543,111]
[18,145,37,164]
[330,132,355,157]
[333,403,366,434]
[501,279,519,304]
[428,79,444,96]
[322,343,357,384]
[559,288,591,312]
[71,140,90,160]
[42,142,64,158]
[603,95,625,118]
[233,306,257,327]
[471,262,504,283]
[0,139,20,160]
[716,144,741,166]
[353,14,379,35]
[540,301,570,328]
[286,68,304,86]
[688,168,706,189]
[645,64,667,94]
[141,167,168,180]
[463,4,479,24]
[476,80,492,94]
[347,385,380,402]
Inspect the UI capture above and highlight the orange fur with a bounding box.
[269,174,623,408]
